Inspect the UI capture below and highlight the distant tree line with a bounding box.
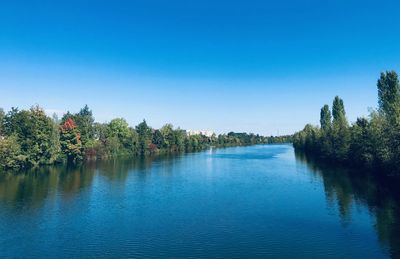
[293,71,400,176]
[0,105,290,170]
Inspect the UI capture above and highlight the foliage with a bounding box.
[293,71,400,175]
[60,118,83,164]
[377,71,400,124]
[320,105,332,131]
[62,105,95,148]
[152,129,164,149]
[0,104,288,171]
[0,135,26,169]
[0,108,4,136]
[136,120,153,154]
[3,106,60,167]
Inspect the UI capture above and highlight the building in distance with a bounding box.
[187,130,215,138]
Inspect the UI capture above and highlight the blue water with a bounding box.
[0,144,398,258]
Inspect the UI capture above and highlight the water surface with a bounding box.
[0,145,399,258]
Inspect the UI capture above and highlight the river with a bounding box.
[0,144,398,258]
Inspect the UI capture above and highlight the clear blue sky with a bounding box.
[1,0,400,135]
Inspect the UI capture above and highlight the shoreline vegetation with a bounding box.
[0,105,291,171]
[293,71,400,177]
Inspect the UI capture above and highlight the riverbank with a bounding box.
[0,105,292,171]
[293,71,400,177]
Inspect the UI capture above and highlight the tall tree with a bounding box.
[332,96,349,161]
[377,71,400,171]
[332,96,348,128]
[318,105,333,158]
[377,71,400,123]
[0,108,4,136]
[320,104,332,131]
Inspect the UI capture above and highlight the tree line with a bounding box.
[293,71,400,176]
[0,106,291,170]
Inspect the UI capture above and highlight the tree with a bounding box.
[160,124,174,149]
[349,118,374,167]
[377,71,400,172]
[0,135,26,169]
[136,120,152,154]
[377,71,400,123]
[331,96,350,161]
[186,135,199,151]
[60,118,83,163]
[318,105,333,158]
[0,108,5,136]
[73,105,95,148]
[93,122,111,158]
[107,118,137,156]
[320,105,332,131]
[152,129,164,149]
[108,118,130,140]
[3,106,60,166]
[332,96,348,128]
[174,128,186,151]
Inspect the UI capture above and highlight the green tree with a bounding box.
[368,111,391,168]
[152,129,164,149]
[107,118,137,156]
[186,135,199,150]
[136,120,152,154]
[3,106,60,166]
[377,71,400,172]
[331,96,349,161]
[377,71,400,123]
[73,105,95,148]
[349,118,374,167]
[174,128,186,151]
[332,96,348,128]
[0,108,5,136]
[108,118,130,140]
[160,124,174,149]
[93,122,111,158]
[320,105,332,131]
[318,104,332,158]
[0,135,26,170]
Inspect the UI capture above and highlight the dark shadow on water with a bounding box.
[0,164,96,211]
[295,150,400,258]
[0,152,182,212]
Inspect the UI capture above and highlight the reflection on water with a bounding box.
[0,154,175,211]
[0,145,399,258]
[295,151,400,258]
